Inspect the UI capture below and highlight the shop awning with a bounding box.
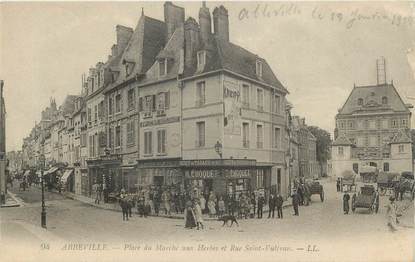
[60,169,73,183]
[45,167,59,175]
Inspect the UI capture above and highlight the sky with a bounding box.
[1,1,415,152]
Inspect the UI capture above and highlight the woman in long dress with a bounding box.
[193,200,204,230]
[386,197,398,232]
[184,199,196,229]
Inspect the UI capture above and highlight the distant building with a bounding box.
[332,81,413,177]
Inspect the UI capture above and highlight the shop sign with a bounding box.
[139,116,180,127]
[180,159,256,167]
[186,170,220,179]
[225,169,250,179]
[138,160,181,168]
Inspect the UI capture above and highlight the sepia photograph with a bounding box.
[0,1,414,261]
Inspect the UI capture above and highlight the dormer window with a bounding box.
[256,60,263,78]
[197,51,206,71]
[123,59,135,77]
[382,96,388,104]
[358,98,363,106]
[159,58,168,77]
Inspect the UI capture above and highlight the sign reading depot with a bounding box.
[223,81,242,136]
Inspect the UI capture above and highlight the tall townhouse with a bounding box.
[103,14,166,194]
[85,25,133,197]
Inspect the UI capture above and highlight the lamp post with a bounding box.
[39,154,46,228]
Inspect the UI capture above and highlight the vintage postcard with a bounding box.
[0,1,414,262]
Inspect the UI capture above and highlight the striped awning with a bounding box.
[60,169,73,183]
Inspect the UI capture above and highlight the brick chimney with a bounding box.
[213,5,229,41]
[116,25,133,54]
[184,17,200,68]
[199,2,212,44]
[164,2,185,42]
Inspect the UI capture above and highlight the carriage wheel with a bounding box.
[379,187,386,196]
[352,194,356,212]
[320,191,324,202]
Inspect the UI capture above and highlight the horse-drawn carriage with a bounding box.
[341,170,357,192]
[397,172,415,200]
[305,180,324,202]
[377,172,399,196]
[352,184,379,213]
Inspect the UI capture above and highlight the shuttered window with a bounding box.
[157,129,167,154]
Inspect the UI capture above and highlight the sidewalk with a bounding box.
[0,191,22,208]
[65,192,293,220]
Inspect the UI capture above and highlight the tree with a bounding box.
[307,126,332,177]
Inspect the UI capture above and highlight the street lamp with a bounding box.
[39,154,46,229]
[214,141,223,159]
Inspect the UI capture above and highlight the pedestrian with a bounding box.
[250,192,256,216]
[268,193,276,218]
[276,193,284,219]
[193,200,204,230]
[138,193,145,217]
[386,197,398,232]
[297,184,304,206]
[119,196,129,221]
[95,183,102,204]
[393,182,400,201]
[343,193,350,214]
[336,178,341,192]
[208,197,217,218]
[162,189,171,215]
[292,191,299,216]
[184,199,196,229]
[154,191,160,216]
[257,193,265,219]
[200,195,206,214]
[127,193,134,218]
[218,196,225,217]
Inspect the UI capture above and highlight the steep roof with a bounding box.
[337,84,411,116]
[332,134,353,146]
[390,129,412,144]
[59,95,79,116]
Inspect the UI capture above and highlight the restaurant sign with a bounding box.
[180,159,256,167]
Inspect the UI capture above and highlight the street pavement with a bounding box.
[0,178,413,262]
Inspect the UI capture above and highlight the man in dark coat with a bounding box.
[336,178,341,192]
[297,185,304,206]
[250,192,256,216]
[292,191,299,216]
[276,193,284,219]
[268,193,276,218]
[257,193,265,218]
[120,197,129,221]
[343,193,350,214]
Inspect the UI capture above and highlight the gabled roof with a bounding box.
[390,129,412,144]
[337,84,411,116]
[332,134,353,146]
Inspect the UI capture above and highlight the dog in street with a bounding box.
[218,215,239,227]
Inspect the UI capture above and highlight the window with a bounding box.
[242,123,249,148]
[87,108,92,125]
[369,120,375,129]
[256,170,264,188]
[348,121,354,129]
[257,88,264,111]
[338,146,344,156]
[196,82,206,107]
[399,145,405,153]
[197,51,206,70]
[242,84,249,108]
[382,96,388,105]
[94,105,98,124]
[156,92,170,113]
[115,94,122,113]
[277,169,281,194]
[369,136,377,147]
[352,163,359,174]
[392,119,398,128]
[256,125,263,149]
[382,119,388,129]
[196,122,205,147]
[144,131,153,155]
[157,129,167,154]
[159,59,167,76]
[98,101,104,121]
[340,121,345,129]
[126,121,135,146]
[274,127,281,148]
[115,126,121,148]
[383,162,389,172]
[358,98,363,106]
[127,89,135,110]
[108,127,113,149]
[80,133,87,147]
[364,120,369,129]
[273,94,280,114]
[401,119,408,127]
[108,97,113,116]
[256,60,263,77]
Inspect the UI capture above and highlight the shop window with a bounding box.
[256,124,263,149]
[256,88,264,111]
[144,131,153,155]
[383,162,389,172]
[242,123,249,148]
[157,129,167,154]
[196,81,206,107]
[242,84,249,108]
[196,122,205,147]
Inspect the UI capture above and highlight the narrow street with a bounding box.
[1,179,413,262]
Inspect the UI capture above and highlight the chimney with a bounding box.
[213,5,229,41]
[199,2,212,44]
[184,17,200,69]
[164,1,185,41]
[116,25,133,54]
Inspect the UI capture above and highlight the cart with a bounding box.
[377,172,399,196]
[305,180,324,202]
[341,170,356,192]
[351,185,379,214]
[398,172,415,200]
[360,165,378,183]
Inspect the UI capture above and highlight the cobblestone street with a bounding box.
[1,179,413,262]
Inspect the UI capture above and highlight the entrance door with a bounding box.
[154,176,164,186]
